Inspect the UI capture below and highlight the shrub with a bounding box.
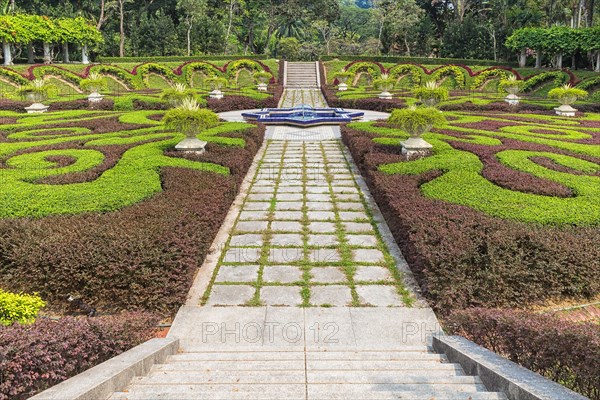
[162,99,219,137]
[387,106,446,137]
[160,83,196,107]
[204,77,228,90]
[413,81,449,107]
[445,308,600,400]
[253,71,272,84]
[0,312,159,400]
[207,94,278,113]
[79,72,107,93]
[548,84,588,105]
[16,79,54,102]
[373,73,395,91]
[0,290,45,326]
[497,75,525,95]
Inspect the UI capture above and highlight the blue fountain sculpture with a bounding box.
[241,105,364,127]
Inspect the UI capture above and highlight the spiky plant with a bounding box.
[373,73,395,92]
[334,70,354,84]
[204,77,228,91]
[498,76,525,95]
[16,79,55,102]
[80,72,108,93]
[412,81,449,107]
[388,106,447,137]
[162,98,219,138]
[548,84,588,105]
[253,71,272,84]
[160,83,196,107]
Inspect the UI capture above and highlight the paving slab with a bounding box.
[262,266,303,284]
[215,265,260,283]
[356,285,403,307]
[310,286,353,307]
[310,267,347,284]
[261,286,303,306]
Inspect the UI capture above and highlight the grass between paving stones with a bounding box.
[201,139,412,307]
[334,141,414,306]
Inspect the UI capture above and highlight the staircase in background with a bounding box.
[285,61,320,88]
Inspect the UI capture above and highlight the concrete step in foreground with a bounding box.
[109,346,508,400]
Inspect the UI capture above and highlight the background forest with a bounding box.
[10,0,600,64]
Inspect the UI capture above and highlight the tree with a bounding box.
[177,0,206,56]
[312,19,337,55]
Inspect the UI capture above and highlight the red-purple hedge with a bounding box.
[0,126,264,314]
[342,126,600,312]
[207,95,278,113]
[0,312,159,400]
[445,308,600,400]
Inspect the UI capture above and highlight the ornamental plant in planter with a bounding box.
[16,79,54,113]
[205,77,228,99]
[253,71,272,91]
[412,80,449,107]
[373,73,395,99]
[548,84,588,116]
[160,83,197,107]
[498,76,525,105]
[162,98,219,153]
[388,106,446,158]
[334,70,353,91]
[80,72,108,103]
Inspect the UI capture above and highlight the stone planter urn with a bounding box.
[548,85,588,117]
[175,137,208,153]
[88,90,104,103]
[257,82,268,92]
[334,72,352,91]
[505,93,520,105]
[378,84,393,99]
[375,75,394,99]
[388,107,446,159]
[209,90,224,99]
[24,92,49,114]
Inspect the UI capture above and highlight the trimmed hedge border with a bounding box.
[341,125,600,312]
[0,312,159,400]
[320,55,520,68]
[445,308,600,400]
[98,55,269,63]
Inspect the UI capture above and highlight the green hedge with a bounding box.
[99,55,269,63]
[320,55,519,68]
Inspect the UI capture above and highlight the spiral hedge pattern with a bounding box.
[351,112,600,226]
[0,110,255,218]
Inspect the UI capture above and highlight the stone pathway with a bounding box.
[280,89,327,108]
[104,68,509,400]
[201,140,410,308]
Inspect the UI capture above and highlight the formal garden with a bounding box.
[0,1,599,399]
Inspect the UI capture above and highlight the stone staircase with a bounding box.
[285,61,319,88]
[109,347,507,400]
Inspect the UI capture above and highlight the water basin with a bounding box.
[241,105,364,127]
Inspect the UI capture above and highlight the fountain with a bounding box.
[241,105,364,127]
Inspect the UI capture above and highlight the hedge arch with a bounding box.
[470,69,515,90]
[523,71,569,92]
[429,66,467,89]
[388,64,424,86]
[178,62,222,87]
